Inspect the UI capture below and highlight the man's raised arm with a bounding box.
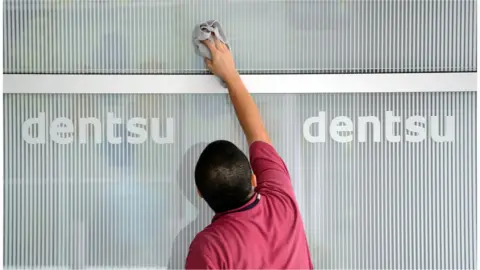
[202,37,271,146]
[202,36,295,197]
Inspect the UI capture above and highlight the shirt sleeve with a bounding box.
[249,141,295,197]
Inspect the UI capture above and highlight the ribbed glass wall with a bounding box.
[4,92,477,269]
[3,0,478,269]
[3,0,477,74]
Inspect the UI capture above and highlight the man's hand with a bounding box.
[202,36,240,85]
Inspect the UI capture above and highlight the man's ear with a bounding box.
[196,188,203,198]
[251,173,257,188]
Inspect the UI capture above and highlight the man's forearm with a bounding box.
[199,36,271,145]
[226,75,271,145]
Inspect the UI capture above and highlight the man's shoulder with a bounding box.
[186,226,225,266]
[189,224,223,251]
[185,227,222,269]
[189,218,242,256]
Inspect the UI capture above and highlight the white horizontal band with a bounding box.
[3,73,476,94]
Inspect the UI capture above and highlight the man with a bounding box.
[185,36,313,269]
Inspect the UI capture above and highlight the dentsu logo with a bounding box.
[303,111,455,143]
[22,111,454,145]
[22,112,174,144]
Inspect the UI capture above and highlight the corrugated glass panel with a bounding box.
[4,92,477,269]
[3,0,477,74]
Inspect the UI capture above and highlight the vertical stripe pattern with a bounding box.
[3,0,477,74]
[3,92,477,269]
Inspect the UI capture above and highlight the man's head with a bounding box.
[195,140,256,213]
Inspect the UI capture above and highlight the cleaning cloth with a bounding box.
[192,20,230,88]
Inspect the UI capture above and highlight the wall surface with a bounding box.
[3,0,478,269]
[4,92,477,269]
[3,0,477,73]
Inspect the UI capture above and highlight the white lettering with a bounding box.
[303,112,326,143]
[151,117,175,144]
[21,113,175,145]
[50,117,74,144]
[330,116,353,143]
[107,113,122,144]
[303,111,454,143]
[406,116,426,142]
[358,116,381,142]
[22,112,46,144]
[385,111,401,143]
[430,115,455,142]
[79,117,102,144]
[127,117,148,144]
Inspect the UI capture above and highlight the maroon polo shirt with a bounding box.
[185,141,313,269]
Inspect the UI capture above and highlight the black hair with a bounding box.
[194,140,254,213]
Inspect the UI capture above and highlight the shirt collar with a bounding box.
[211,193,261,223]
